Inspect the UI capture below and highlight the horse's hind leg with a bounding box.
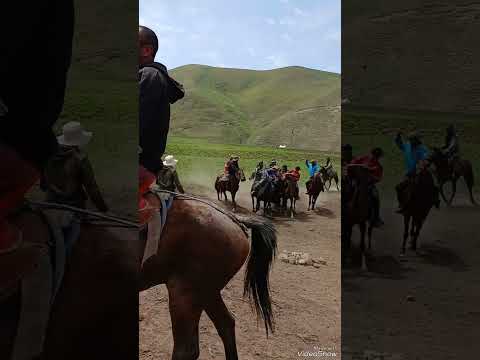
[411,218,425,252]
[205,293,239,360]
[368,223,373,250]
[402,215,411,255]
[439,183,449,204]
[359,222,367,270]
[464,168,477,205]
[167,282,202,360]
[449,178,457,205]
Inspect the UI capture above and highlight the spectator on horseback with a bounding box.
[41,122,108,212]
[139,25,184,179]
[441,124,460,166]
[394,131,431,213]
[350,147,385,227]
[305,159,320,194]
[157,155,185,194]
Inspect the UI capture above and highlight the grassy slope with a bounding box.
[169,65,340,152]
[343,107,480,195]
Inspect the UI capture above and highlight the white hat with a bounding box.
[163,155,178,167]
[57,121,92,147]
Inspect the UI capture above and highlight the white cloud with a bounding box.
[279,17,296,26]
[281,33,292,42]
[294,7,307,17]
[265,17,276,25]
[156,25,186,34]
[324,30,341,42]
[266,54,288,68]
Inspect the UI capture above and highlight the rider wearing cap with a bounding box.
[441,124,460,170]
[394,131,432,213]
[156,155,185,194]
[305,159,320,194]
[224,155,240,180]
[41,122,108,212]
[350,148,385,227]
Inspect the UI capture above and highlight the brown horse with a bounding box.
[215,168,246,211]
[140,196,277,360]
[429,148,476,206]
[320,166,340,191]
[282,177,297,218]
[1,207,138,360]
[307,172,324,211]
[341,165,372,269]
[399,169,439,255]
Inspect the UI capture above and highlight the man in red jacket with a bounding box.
[284,166,301,200]
[350,147,384,227]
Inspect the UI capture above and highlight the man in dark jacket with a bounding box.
[138,25,185,176]
[0,1,74,253]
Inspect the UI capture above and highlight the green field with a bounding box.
[170,65,340,152]
[343,106,480,196]
[165,136,340,189]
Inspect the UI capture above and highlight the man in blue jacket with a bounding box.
[305,159,320,194]
[394,131,432,213]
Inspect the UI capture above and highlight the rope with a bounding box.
[27,201,139,228]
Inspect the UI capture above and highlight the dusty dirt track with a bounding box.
[140,183,341,359]
[342,190,480,360]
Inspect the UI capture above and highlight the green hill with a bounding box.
[169,65,340,152]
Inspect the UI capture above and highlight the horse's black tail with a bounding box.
[464,160,476,203]
[239,216,277,336]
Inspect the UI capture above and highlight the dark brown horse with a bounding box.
[251,179,280,217]
[140,196,277,360]
[307,172,324,211]
[399,169,439,255]
[215,168,246,211]
[282,177,297,218]
[320,166,340,191]
[342,165,372,269]
[429,148,476,206]
[1,207,138,360]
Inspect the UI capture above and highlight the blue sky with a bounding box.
[139,0,340,73]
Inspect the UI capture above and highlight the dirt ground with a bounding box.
[342,188,480,360]
[140,183,341,359]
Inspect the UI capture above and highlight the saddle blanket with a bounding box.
[142,192,174,266]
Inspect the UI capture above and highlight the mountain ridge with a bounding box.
[169,64,340,152]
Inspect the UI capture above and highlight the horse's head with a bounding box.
[428,147,448,168]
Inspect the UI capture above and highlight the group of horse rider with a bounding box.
[342,124,459,227]
[245,157,334,201]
